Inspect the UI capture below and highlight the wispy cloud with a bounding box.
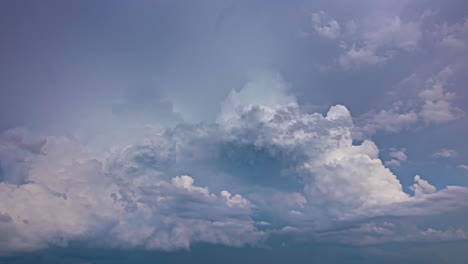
[432,148,458,158]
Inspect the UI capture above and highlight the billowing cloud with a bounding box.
[215,73,468,228]
[0,73,467,256]
[0,134,263,255]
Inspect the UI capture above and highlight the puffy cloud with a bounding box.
[310,11,341,40]
[218,75,411,217]
[0,135,263,255]
[432,148,457,158]
[1,73,468,255]
[215,73,468,237]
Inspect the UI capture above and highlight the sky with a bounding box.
[0,0,468,263]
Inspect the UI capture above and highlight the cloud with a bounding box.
[1,72,468,255]
[0,135,263,255]
[338,16,422,70]
[419,67,463,124]
[353,109,418,139]
[0,129,46,184]
[432,148,457,158]
[433,17,468,49]
[410,175,436,197]
[218,74,409,213]
[458,164,468,171]
[338,46,387,70]
[310,11,341,40]
[385,148,407,167]
[215,73,468,240]
[319,220,468,246]
[389,148,407,161]
[385,159,402,167]
[354,65,463,138]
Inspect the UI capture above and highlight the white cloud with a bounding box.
[218,74,411,217]
[0,135,263,255]
[215,73,468,234]
[432,148,457,158]
[1,73,468,254]
[310,11,341,39]
[458,164,468,171]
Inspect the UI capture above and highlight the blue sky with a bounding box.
[1,1,468,263]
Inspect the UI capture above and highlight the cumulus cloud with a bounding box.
[0,135,263,255]
[1,73,467,255]
[216,74,468,223]
[310,11,341,39]
[218,74,410,214]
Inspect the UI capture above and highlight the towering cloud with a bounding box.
[0,73,467,256]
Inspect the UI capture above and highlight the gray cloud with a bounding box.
[432,148,458,158]
[310,11,341,40]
